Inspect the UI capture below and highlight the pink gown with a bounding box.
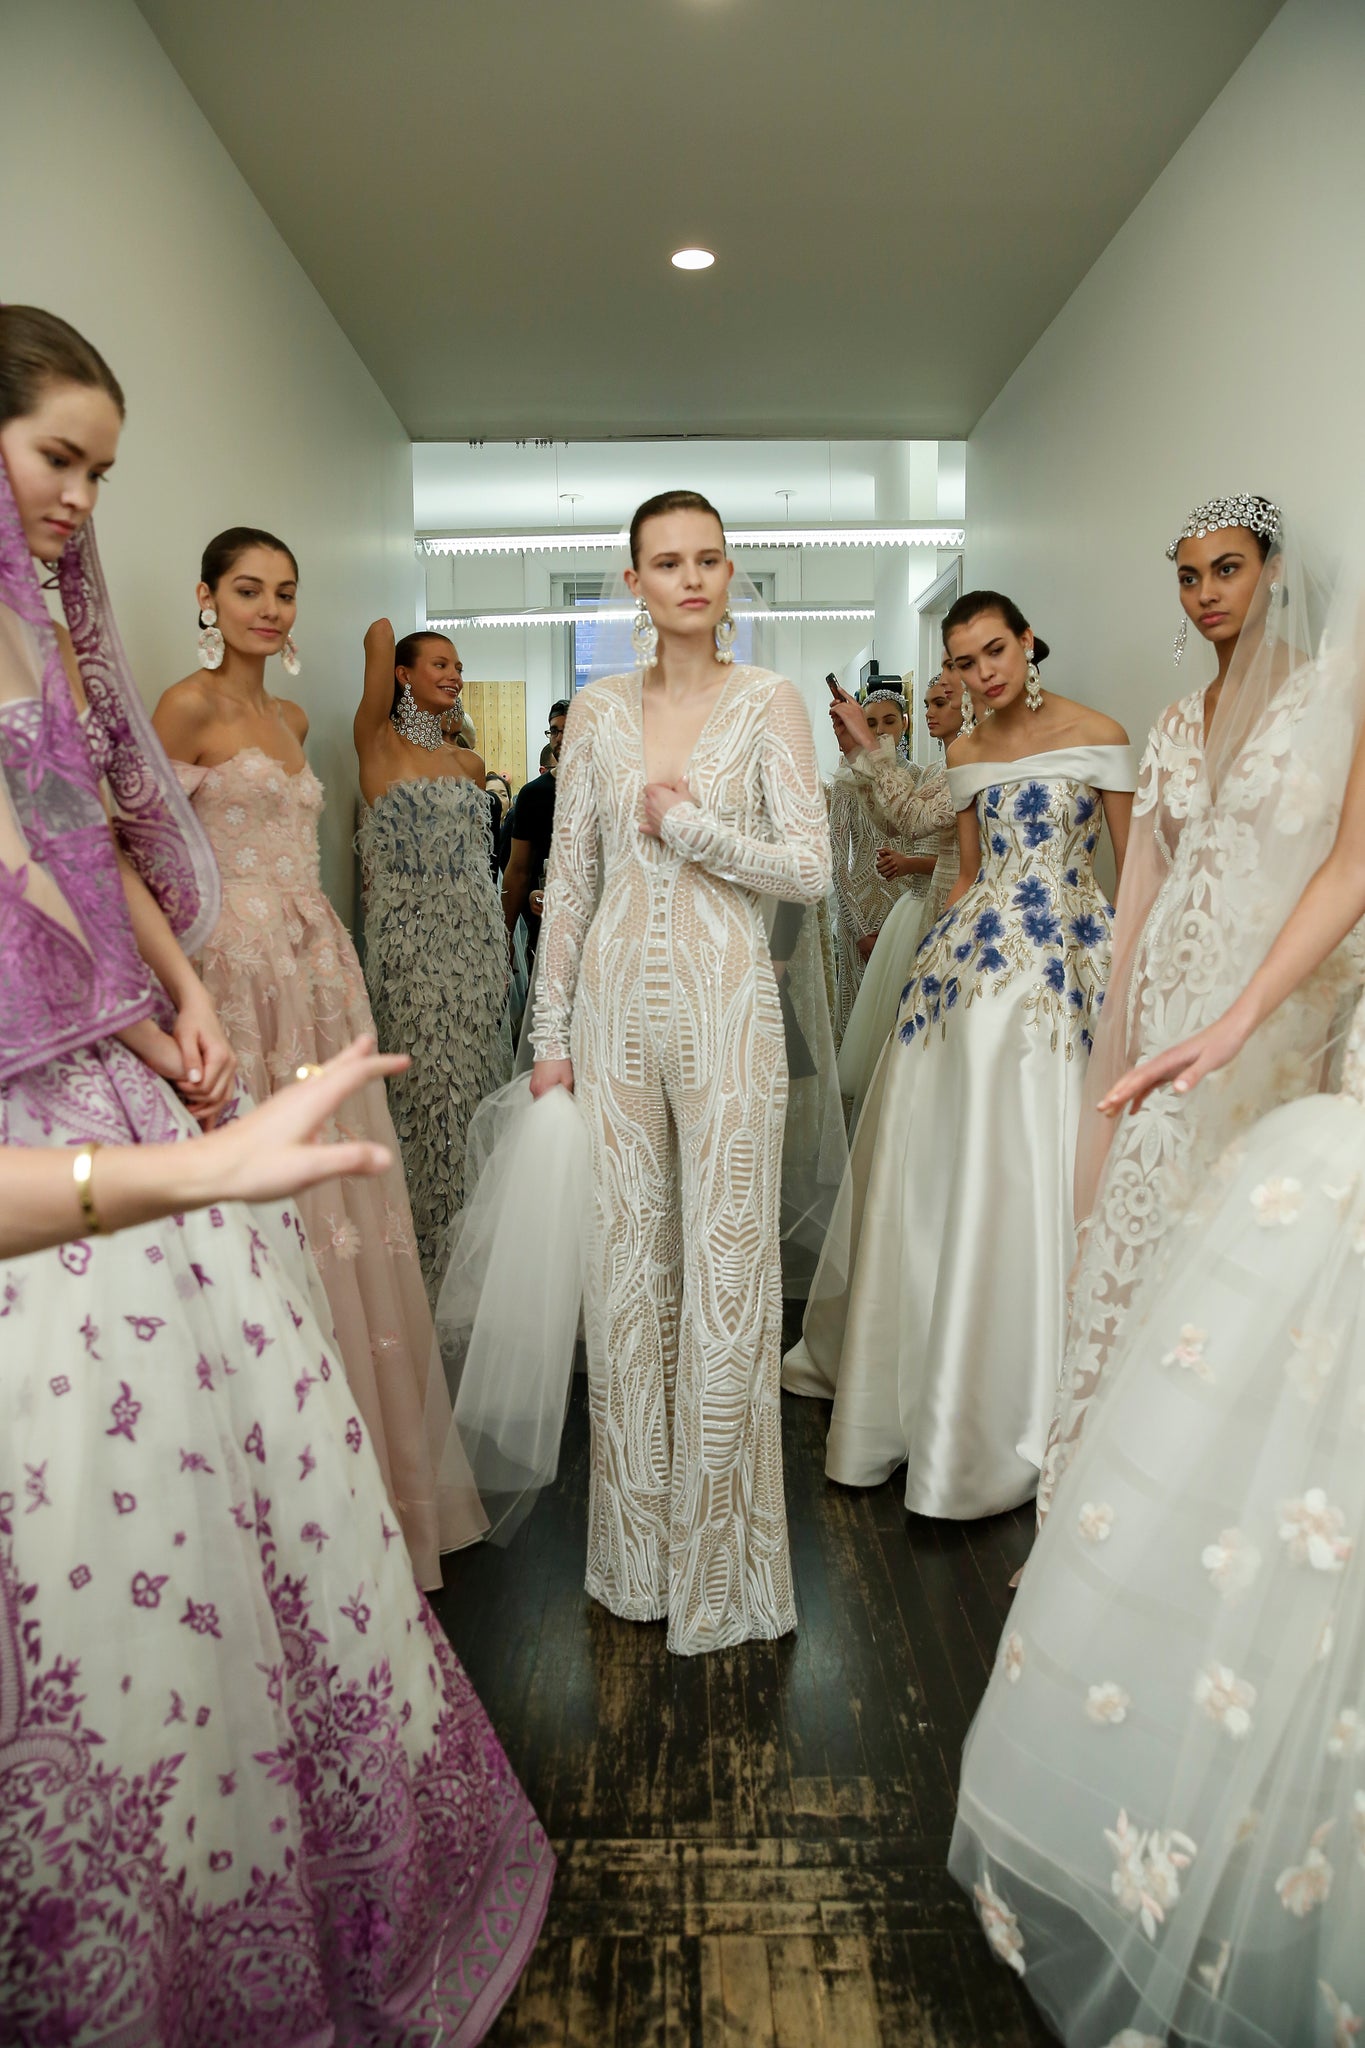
[177,748,485,1585]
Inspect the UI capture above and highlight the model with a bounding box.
[835,662,965,1118]
[0,305,549,2045]
[153,531,487,1585]
[529,489,832,1655]
[950,564,1365,2046]
[1038,497,1357,1519]
[354,620,510,1299]
[784,591,1135,1518]
[827,682,930,1042]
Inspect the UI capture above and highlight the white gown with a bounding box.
[827,754,918,1043]
[949,991,1365,2048]
[784,744,1136,1519]
[835,759,959,1119]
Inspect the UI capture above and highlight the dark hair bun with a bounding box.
[1031,636,1051,664]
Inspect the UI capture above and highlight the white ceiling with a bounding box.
[136,0,1282,441]
[412,438,945,532]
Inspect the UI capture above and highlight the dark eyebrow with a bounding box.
[48,435,88,459]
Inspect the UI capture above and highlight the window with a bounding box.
[555,572,775,694]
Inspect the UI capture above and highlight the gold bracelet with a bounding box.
[72,1143,104,1236]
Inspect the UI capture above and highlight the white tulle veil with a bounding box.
[436,539,844,1535]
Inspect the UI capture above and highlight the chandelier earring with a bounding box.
[958,690,977,738]
[631,595,658,671]
[1024,651,1044,712]
[197,608,224,670]
[714,601,737,665]
[281,632,301,678]
[1264,578,1281,649]
[1173,616,1188,667]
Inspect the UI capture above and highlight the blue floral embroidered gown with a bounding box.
[783,744,1136,1518]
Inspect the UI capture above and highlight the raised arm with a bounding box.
[851,750,956,840]
[355,618,397,750]
[1102,722,1365,1115]
[529,695,599,1066]
[658,679,832,903]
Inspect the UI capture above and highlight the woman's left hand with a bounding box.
[172,983,237,1127]
[641,778,694,839]
[1098,1010,1249,1119]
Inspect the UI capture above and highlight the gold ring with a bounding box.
[295,1063,324,1082]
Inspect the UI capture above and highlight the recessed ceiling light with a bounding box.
[671,247,715,271]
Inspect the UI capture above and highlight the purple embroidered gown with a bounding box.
[0,515,551,2041]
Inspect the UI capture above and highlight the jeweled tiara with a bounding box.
[1166,494,1281,562]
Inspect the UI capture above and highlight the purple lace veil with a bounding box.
[0,450,220,1083]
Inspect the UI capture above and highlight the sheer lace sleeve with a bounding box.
[660,677,832,903]
[850,751,955,837]
[530,696,599,1062]
[827,772,876,941]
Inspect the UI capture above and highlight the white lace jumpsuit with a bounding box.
[532,666,832,1655]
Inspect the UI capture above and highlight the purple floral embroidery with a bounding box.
[242,1321,273,1357]
[190,1263,213,1289]
[132,1572,168,1609]
[195,1705,211,1728]
[287,1301,304,1329]
[113,1491,136,1515]
[219,1771,236,1796]
[244,1422,266,1464]
[79,1314,100,1356]
[196,1355,215,1390]
[25,1464,50,1513]
[380,1517,398,1550]
[145,1244,165,1263]
[345,1417,363,1454]
[58,1241,91,1276]
[179,1451,215,1475]
[49,1375,71,1397]
[1,1278,20,1316]
[299,1523,329,1553]
[208,1204,225,1226]
[165,1690,186,1722]
[293,1368,317,1411]
[106,1381,141,1441]
[209,1850,233,1873]
[68,1565,91,1591]
[247,1227,268,1277]
[298,1446,317,1480]
[181,1599,223,1639]
[339,1587,371,1634]
[125,1314,165,1342]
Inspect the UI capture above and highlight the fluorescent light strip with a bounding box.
[428,606,877,629]
[418,525,963,556]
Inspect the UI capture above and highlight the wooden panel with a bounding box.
[462,678,528,789]
[435,1306,1054,2048]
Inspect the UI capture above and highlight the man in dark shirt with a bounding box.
[501,698,568,958]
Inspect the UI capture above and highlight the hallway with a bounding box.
[432,1352,1052,2045]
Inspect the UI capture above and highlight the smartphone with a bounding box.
[826,672,844,699]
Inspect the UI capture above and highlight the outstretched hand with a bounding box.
[1099,1011,1248,1119]
[640,778,695,839]
[209,1036,409,1199]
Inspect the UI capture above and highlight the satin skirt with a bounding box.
[784,983,1083,1518]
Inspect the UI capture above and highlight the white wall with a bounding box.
[1,0,416,918]
[965,0,1365,748]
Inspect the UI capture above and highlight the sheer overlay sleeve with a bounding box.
[827,773,877,942]
[530,696,599,1062]
[660,677,832,903]
[850,750,955,838]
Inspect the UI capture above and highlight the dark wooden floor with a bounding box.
[431,1320,1055,2047]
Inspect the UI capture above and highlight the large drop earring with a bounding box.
[281,632,301,678]
[714,601,737,665]
[1024,653,1044,712]
[197,608,224,670]
[631,595,658,670]
[1264,578,1281,649]
[958,690,977,737]
[1173,616,1188,668]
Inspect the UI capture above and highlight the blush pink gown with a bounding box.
[177,748,486,1585]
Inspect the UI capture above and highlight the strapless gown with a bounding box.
[357,778,510,1300]
[179,748,486,1584]
[0,1035,551,2045]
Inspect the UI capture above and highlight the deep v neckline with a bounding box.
[636,663,743,789]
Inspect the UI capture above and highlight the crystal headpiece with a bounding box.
[861,685,907,709]
[1165,494,1281,562]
